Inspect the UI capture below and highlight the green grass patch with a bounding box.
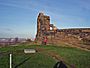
[0,45,90,68]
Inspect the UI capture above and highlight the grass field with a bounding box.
[0,44,90,68]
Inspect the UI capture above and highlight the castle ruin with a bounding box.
[36,13,90,48]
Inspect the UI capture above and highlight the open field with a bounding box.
[0,44,90,68]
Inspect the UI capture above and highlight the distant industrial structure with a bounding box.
[36,12,90,47]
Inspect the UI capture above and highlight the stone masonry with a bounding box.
[36,13,50,39]
[36,13,90,47]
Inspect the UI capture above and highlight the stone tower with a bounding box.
[36,13,50,38]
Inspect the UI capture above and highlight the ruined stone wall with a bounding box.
[36,13,50,39]
[36,13,90,46]
[55,28,90,44]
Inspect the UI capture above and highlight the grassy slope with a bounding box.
[0,45,90,68]
[13,53,55,68]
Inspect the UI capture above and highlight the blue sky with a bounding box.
[0,0,90,39]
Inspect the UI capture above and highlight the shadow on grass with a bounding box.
[14,57,30,68]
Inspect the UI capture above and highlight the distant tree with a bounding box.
[26,39,32,42]
[15,37,18,43]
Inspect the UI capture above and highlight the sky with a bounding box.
[0,0,90,39]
